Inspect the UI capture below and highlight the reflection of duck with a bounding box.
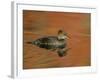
[27,30,70,57]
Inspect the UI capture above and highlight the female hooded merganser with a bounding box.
[27,30,70,57]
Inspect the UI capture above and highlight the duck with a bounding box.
[27,30,70,57]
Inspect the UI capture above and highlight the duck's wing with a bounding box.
[33,36,58,49]
[34,36,57,44]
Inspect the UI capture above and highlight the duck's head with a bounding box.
[57,30,68,40]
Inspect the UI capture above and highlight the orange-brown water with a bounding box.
[23,10,91,69]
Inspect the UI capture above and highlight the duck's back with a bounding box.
[33,36,58,49]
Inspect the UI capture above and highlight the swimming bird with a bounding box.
[27,30,70,57]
